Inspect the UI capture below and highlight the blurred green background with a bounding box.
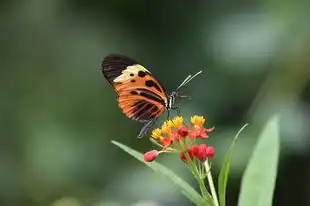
[1,0,310,205]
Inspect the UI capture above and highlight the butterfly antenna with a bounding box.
[176,74,192,90]
[176,70,202,91]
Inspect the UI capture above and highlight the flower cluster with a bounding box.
[179,144,215,162]
[143,115,215,162]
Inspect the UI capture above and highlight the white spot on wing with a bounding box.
[113,64,149,83]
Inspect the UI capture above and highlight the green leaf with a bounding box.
[238,115,280,206]
[218,123,249,206]
[112,141,212,206]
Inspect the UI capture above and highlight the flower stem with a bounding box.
[204,159,219,206]
[184,153,214,204]
[196,172,213,203]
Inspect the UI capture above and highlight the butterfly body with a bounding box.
[101,54,201,137]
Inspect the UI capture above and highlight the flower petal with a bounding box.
[177,126,189,137]
[205,127,215,132]
[199,129,209,138]
[172,116,184,128]
[161,137,172,147]
[188,128,200,138]
[191,115,205,128]
[151,128,162,139]
[161,120,173,134]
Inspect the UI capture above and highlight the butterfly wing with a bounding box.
[101,54,168,122]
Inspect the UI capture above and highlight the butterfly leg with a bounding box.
[180,95,191,100]
[171,107,181,116]
[176,107,181,116]
[138,118,157,138]
[166,109,170,120]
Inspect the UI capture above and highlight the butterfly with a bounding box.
[101,54,202,138]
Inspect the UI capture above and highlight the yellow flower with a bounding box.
[166,120,174,128]
[151,128,162,139]
[172,116,184,128]
[191,115,205,128]
[161,120,173,134]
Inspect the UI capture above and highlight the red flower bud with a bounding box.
[179,149,194,162]
[189,145,200,157]
[177,126,189,137]
[197,144,208,161]
[144,150,158,162]
[205,146,215,158]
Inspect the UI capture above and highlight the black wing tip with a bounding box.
[102,53,122,62]
[101,53,138,67]
[101,53,140,83]
[101,53,121,69]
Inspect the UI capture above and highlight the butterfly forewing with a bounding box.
[101,54,168,122]
[102,54,138,85]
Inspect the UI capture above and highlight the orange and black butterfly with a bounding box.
[101,54,202,138]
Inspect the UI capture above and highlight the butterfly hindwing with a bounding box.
[118,94,165,121]
[101,54,168,122]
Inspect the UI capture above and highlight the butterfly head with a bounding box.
[166,70,202,110]
[167,91,178,110]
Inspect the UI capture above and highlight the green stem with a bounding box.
[204,159,219,206]
[184,152,214,204]
[196,171,213,203]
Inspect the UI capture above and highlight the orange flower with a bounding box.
[161,137,172,148]
[143,115,215,163]
[188,127,214,138]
